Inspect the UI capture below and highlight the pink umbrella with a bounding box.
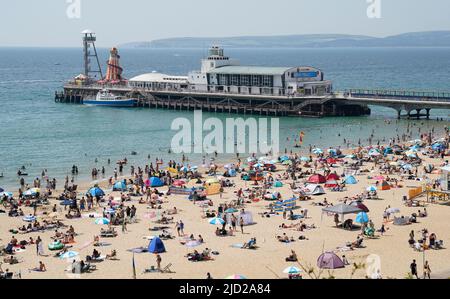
[373,175,385,181]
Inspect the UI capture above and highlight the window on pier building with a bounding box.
[251,75,261,87]
[262,75,273,87]
[230,74,239,86]
[240,75,250,86]
[218,74,228,86]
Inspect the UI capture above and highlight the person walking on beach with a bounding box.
[423,261,431,279]
[175,221,181,237]
[156,254,162,271]
[410,259,419,279]
[179,220,185,236]
[239,217,244,234]
[36,236,44,256]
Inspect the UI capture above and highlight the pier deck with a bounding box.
[56,84,450,118]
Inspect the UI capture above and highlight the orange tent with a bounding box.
[379,180,391,191]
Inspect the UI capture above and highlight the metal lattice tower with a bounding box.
[82,30,103,80]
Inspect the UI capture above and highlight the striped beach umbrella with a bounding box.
[209,217,225,225]
[59,251,79,259]
[283,266,301,274]
[95,218,110,225]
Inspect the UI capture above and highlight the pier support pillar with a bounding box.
[426,108,430,119]
[416,109,421,119]
[397,110,401,119]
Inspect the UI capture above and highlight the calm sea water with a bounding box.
[0,47,450,189]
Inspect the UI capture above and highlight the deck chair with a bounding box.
[160,263,174,273]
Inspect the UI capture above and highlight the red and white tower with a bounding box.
[104,47,124,83]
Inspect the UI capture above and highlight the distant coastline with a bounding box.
[120,31,450,49]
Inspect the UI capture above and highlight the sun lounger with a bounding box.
[161,263,174,273]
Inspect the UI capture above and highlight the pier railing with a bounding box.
[342,89,450,102]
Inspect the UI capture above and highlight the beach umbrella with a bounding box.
[300,156,310,162]
[282,160,292,165]
[351,202,370,213]
[345,154,356,159]
[24,189,39,197]
[112,181,127,191]
[209,217,225,225]
[225,274,247,279]
[23,215,36,222]
[366,186,377,192]
[224,164,235,169]
[180,166,189,172]
[225,208,238,213]
[402,164,413,170]
[95,217,110,225]
[185,240,202,248]
[279,156,290,162]
[88,187,105,197]
[312,148,323,155]
[373,175,385,181]
[283,266,302,274]
[0,191,13,199]
[368,149,381,157]
[59,251,79,259]
[317,252,345,269]
[355,212,369,224]
[386,207,400,214]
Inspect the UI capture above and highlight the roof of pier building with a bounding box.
[207,66,292,76]
[129,73,188,83]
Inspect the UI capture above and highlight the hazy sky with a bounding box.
[1,0,449,47]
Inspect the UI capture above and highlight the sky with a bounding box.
[0,0,450,47]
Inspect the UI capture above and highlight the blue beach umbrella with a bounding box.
[366,186,377,192]
[225,208,238,213]
[95,218,110,225]
[300,157,310,162]
[113,181,127,191]
[59,251,79,259]
[0,191,13,199]
[283,266,302,274]
[209,217,225,225]
[279,156,289,162]
[60,199,74,206]
[23,215,36,222]
[312,148,323,155]
[88,187,105,197]
[355,212,369,224]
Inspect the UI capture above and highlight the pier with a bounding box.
[56,84,450,118]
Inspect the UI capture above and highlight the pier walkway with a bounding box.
[56,84,450,118]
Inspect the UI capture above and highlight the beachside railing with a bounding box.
[343,89,450,102]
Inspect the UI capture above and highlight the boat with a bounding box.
[83,89,136,107]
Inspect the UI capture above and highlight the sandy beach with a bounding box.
[1,132,450,280]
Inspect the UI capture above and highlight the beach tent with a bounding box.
[148,237,166,253]
[355,212,369,224]
[279,156,290,162]
[24,188,40,197]
[344,175,358,185]
[383,147,393,155]
[274,181,283,188]
[205,183,221,196]
[322,203,362,221]
[317,252,345,269]
[112,181,127,191]
[300,156,310,162]
[379,180,391,191]
[146,177,164,187]
[304,184,326,196]
[324,180,339,188]
[88,187,105,197]
[366,185,377,192]
[326,173,340,181]
[228,169,237,177]
[368,148,381,157]
[307,174,326,184]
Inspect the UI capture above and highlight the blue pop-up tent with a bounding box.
[146,177,164,187]
[344,175,358,185]
[88,187,105,197]
[113,180,127,191]
[228,169,237,177]
[148,237,166,253]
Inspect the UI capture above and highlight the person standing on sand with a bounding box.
[410,259,419,279]
[156,254,162,271]
[423,261,431,279]
[239,217,244,234]
[36,236,44,256]
[179,220,185,236]
[175,221,181,237]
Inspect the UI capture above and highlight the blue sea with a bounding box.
[0,47,450,190]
